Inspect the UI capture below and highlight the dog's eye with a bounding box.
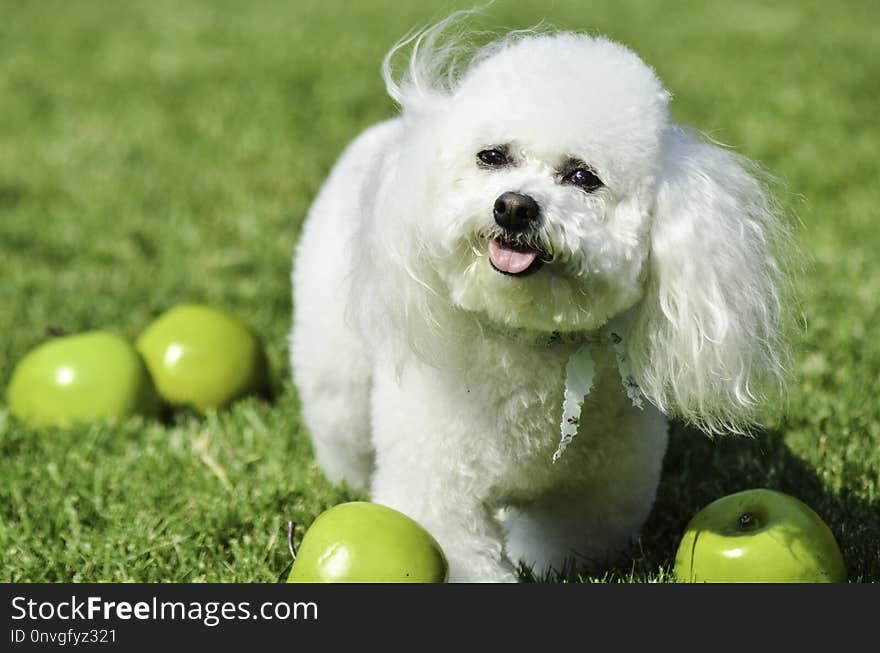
[563,167,604,192]
[477,148,509,167]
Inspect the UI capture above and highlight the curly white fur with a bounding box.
[290,11,790,582]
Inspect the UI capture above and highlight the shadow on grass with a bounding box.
[527,421,880,583]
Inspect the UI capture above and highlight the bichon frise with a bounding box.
[290,12,789,582]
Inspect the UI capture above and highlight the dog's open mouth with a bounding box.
[488,238,546,277]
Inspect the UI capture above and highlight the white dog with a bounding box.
[290,13,789,582]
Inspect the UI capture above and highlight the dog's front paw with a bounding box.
[446,554,519,583]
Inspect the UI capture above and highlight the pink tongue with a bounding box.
[488,238,539,274]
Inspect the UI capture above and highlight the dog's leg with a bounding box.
[367,368,518,582]
[502,409,668,579]
[502,495,652,579]
[290,237,374,490]
[371,474,518,583]
[290,188,375,492]
[290,238,374,491]
[290,322,374,491]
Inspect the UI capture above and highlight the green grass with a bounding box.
[1,0,878,582]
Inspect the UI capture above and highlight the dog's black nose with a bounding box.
[493,192,540,233]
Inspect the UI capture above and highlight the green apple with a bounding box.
[287,502,448,583]
[135,304,268,413]
[6,330,159,428]
[673,488,847,583]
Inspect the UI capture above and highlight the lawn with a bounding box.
[1,0,877,582]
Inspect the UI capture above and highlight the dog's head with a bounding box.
[371,14,791,432]
[403,31,668,334]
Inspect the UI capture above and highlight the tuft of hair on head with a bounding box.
[381,4,547,113]
[381,6,483,110]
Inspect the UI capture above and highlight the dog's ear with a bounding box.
[625,126,791,433]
